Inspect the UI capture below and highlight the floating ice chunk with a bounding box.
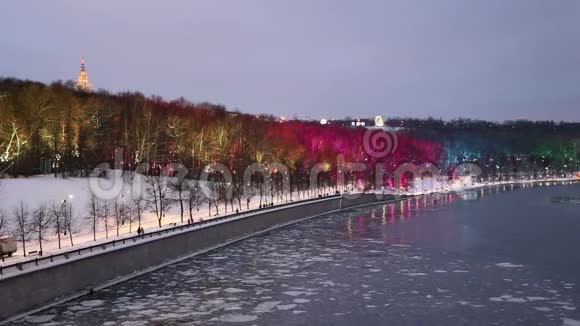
[369,269,381,273]
[562,319,580,326]
[294,299,311,304]
[25,315,55,324]
[284,291,305,297]
[254,301,281,312]
[552,301,574,305]
[138,309,159,316]
[242,279,274,285]
[404,273,427,277]
[433,270,448,273]
[219,314,258,323]
[319,281,336,286]
[506,297,527,303]
[277,304,297,310]
[123,304,146,311]
[80,300,105,307]
[191,311,212,315]
[155,312,190,320]
[526,297,549,301]
[275,269,292,273]
[293,310,306,315]
[534,307,552,312]
[121,321,144,326]
[206,299,226,305]
[500,295,512,298]
[496,262,523,268]
[211,256,228,260]
[224,288,247,293]
[452,270,469,273]
[203,290,219,295]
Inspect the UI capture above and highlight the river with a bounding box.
[17,182,580,325]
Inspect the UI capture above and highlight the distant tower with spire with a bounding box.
[76,55,93,91]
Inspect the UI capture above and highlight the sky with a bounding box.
[1,1,579,122]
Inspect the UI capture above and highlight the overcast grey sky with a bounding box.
[1,1,579,121]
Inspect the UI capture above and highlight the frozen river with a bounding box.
[17,182,580,325]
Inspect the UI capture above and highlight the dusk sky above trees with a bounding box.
[1,0,579,122]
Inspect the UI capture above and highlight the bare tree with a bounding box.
[170,177,186,223]
[113,199,129,237]
[146,175,160,224]
[0,209,7,236]
[31,205,53,255]
[13,202,31,256]
[62,201,75,246]
[100,200,111,239]
[207,179,221,216]
[86,194,99,241]
[131,192,146,229]
[185,180,204,222]
[125,202,134,234]
[50,202,65,249]
[146,175,172,227]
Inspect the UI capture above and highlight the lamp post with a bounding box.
[57,199,66,249]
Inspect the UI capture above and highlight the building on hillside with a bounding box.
[76,56,93,92]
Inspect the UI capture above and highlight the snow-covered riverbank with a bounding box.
[0,174,577,266]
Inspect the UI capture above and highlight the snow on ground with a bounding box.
[0,172,333,263]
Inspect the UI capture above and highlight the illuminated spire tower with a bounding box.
[76,55,93,91]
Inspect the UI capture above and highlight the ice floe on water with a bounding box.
[17,195,580,326]
[24,315,55,324]
[254,301,281,313]
[80,300,105,307]
[562,319,580,326]
[496,262,524,268]
[277,304,297,310]
[535,307,552,312]
[219,314,258,322]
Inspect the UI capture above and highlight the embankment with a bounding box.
[0,193,399,321]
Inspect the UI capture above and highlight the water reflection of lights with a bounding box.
[400,200,405,218]
[458,191,478,201]
[346,218,353,238]
[343,180,578,240]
